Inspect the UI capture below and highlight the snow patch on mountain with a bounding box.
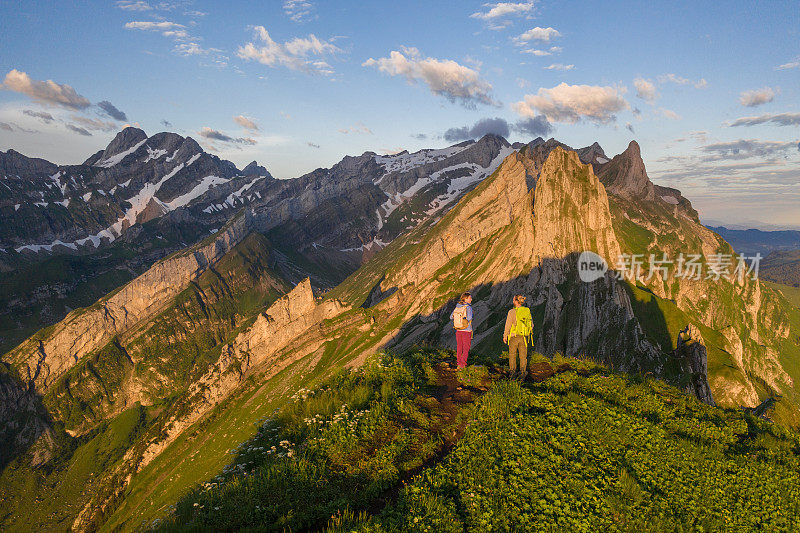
[15,239,79,253]
[144,146,168,162]
[202,175,265,213]
[374,145,515,228]
[50,171,68,195]
[435,145,515,207]
[373,144,472,179]
[94,139,147,168]
[17,158,198,253]
[340,237,388,253]
[165,175,228,210]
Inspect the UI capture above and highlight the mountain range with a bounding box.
[1,129,799,531]
[708,226,800,255]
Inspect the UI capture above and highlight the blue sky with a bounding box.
[1,0,798,227]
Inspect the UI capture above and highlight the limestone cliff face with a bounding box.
[0,372,56,467]
[600,141,797,412]
[135,278,349,469]
[530,147,621,264]
[6,213,250,393]
[368,148,680,383]
[227,278,347,362]
[386,151,534,291]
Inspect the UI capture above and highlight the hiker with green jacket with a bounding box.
[503,295,533,378]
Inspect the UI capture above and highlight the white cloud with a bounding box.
[658,73,690,85]
[233,115,259,131]
[116,1,152,11]
[338,122,373,135]
[512,82,629,124]
[237,26,340,75]
[700,139,799,161]
[633,77,658,102]
[70,115,117,132]
[283,1,315,22]
[362,47,497,107]
[657,73,707,88]
[22,109,55,123]
[514,26,561,44]
[776,56,800,70]
[125,20,184,31]
[739,87,776,107]
[125,19,227,65]
[521,46,561,56]
[1,69,91,109]
[544,63,574,71]
[198,126,257,144]
[656,107,681,120]
[729,112,800,127]
[66,123,92,136]
[470,2,535,20]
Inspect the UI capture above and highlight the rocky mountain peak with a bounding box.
[528,137,546,147]
[588,141,604,151]
[597,139,655,201]
[181,136,203,154]
[0,148,58,175]
[476,133,511,148]
[103,127,148,157]
[242,161,268,176]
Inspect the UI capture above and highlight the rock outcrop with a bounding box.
[672,325,715,405]
[135,278,349,469]
[597,141,655,201]
[5,213,251,392]
[0,371,56,467]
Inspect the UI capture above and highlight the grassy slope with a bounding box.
[762,250,800,287]
[156,349,800,532]
[100,304,394,531]
[770,281,800,309]
[41,232,289,433]
[609,197,800,424]
[0,232,292,532]
[0,404,151,531]
[0,217,212,355]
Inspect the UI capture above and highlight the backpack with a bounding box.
[453,305,469,330]
[510,306,532,338]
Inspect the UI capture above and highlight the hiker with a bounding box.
[503,295,533,379]
[450,292,473,369]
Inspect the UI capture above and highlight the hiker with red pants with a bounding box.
[450,292,473,368]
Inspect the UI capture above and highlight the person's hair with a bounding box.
[459,292,472,304]
[513,294,526,305]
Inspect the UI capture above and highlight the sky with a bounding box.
[1,0,798,228]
